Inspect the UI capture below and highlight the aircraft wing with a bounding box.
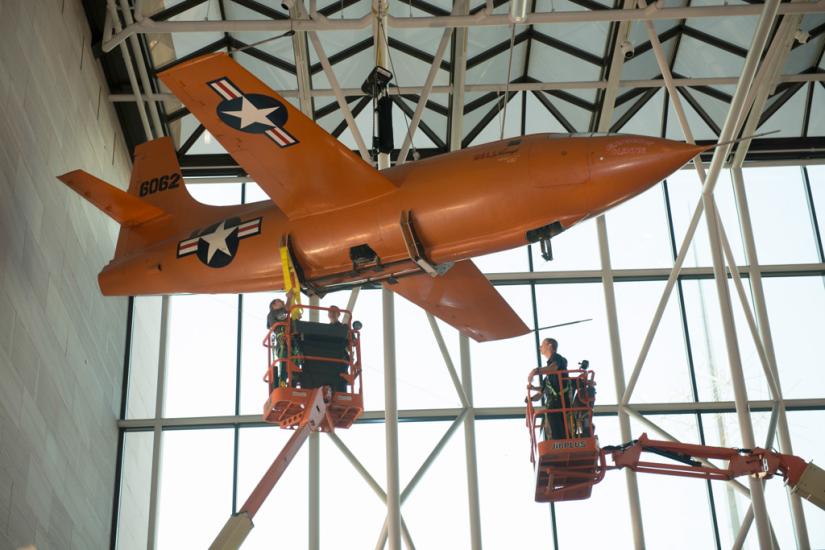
[389,260,531,342]
[158,52,395,219]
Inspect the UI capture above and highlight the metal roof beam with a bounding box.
[390,96,448,150]
[681,25,749,58]
[387,36,451,71]
[153,37,229,74]
[530,90,577,132]
[102,2,825,52]
[609,86,659,132]
[148,0,209,21]
[529,28,604,66]
[330,96,372,137]
[397,27,452,163]
[290,1,316,117]
[231,0,288,20]
[226,37,297,73]
[308,31,372,161]
[449,0,470,151]
[394,93,448,116]
[110,73,825,104]
[465,29,531,69]
[308,37,373,75]
[677,87,721,135]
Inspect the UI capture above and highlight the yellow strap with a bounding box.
[279,244,303,318]
[280,245,292,292]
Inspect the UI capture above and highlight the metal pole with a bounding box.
[449,0,470,152]
[725,10,810,543]
[730,167,811,549]
[598,217,647,548]
[118,0,164,138]
[703,199,775,549]
[307,32,372,162]
[426,313,470,408]
[376,410,468,548]
[382,289,401,550]
[460,335,483,550]
[374,0,391,170]
[290,3,314,117]
[595,3,646,545]
[342,287,361,325]
[309,296,320,550]
[327,433,416,549]
[397,28,452,164]
[101,2,825,52]
[146,296,170,550]
[104,0,154,140]
[108,73,825,105]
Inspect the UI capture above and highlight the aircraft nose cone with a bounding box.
[589,136,708,211]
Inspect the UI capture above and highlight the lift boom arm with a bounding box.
[210,387,330,550]
[604,433,825,510]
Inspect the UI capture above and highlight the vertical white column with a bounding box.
[147,296,170,550]
[594,4,646,544]
[597,218,646,549]
[730,167,809,549]
[460,335,483,550]
[309,296,321,550]
[382,289,401,550]
[702,199,774,549]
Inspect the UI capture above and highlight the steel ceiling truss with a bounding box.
[85,0,825,174]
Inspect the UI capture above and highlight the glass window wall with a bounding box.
[115,163,825,549]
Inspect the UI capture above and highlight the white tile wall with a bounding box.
[0,0,132,548]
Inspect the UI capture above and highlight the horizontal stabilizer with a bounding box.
[57,170,167,227]
[389,260,531,342]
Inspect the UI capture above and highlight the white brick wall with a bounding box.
[0,0,132,548]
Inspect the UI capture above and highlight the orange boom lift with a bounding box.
[526,369,825,509]
[210,297,363,550]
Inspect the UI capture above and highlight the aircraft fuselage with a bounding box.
[98,133,703,296]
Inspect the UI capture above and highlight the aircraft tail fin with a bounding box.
[57,170,168,227]
[58,136,216,259]
[126,136,197,218]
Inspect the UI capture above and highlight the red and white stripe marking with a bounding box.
[176,217,261,258]
[238,219,261,238]
[177,236,200,257]
[209,79,242,101]
[265,127,296,147]
[209,77,298,148]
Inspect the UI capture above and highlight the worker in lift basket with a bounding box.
[267,295,293,387]
[536,338,570,440]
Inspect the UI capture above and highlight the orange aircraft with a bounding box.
[57,52,706,342]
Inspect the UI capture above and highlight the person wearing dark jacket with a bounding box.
[267,295,293,386]
[537,338,570,439]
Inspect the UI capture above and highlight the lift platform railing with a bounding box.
[526,368,596,463]
[263,304,363,396]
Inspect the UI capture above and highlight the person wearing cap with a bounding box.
[328,305,344,326]
[537,338,570,439]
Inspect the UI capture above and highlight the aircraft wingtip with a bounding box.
[157,51,228,78]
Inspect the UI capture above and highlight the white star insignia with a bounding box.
[223,97,279,129]
[200,221,236,263]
